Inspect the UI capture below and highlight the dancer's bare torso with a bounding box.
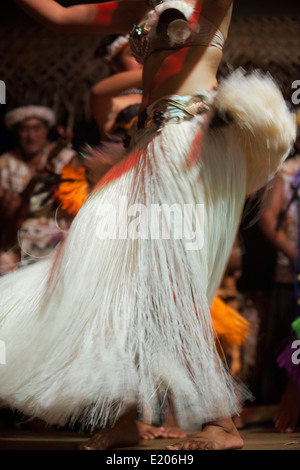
[142,0,233,106]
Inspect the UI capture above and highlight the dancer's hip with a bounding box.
[128,91,215,148]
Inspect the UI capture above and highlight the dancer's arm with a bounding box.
[14,0,148,34]
[91,69,142,138]
[92,69,143,98]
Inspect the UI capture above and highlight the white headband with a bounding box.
[5,105,56,130]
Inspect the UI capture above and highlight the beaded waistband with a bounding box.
[123,93,214,148]
[136,93,213,130]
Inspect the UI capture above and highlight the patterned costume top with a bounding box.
[129,0,225,64]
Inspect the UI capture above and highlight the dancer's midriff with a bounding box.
[142,45,222,108]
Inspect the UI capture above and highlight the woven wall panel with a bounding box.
[0,26,110,126]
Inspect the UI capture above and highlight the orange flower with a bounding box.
[53,164,89,216]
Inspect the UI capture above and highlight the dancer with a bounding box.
[0,0,295,450]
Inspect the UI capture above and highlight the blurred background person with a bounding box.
[0,104,77,273]
[258,114,300,431]
[82,36,143,187]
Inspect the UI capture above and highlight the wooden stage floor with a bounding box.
[0,406,299,451]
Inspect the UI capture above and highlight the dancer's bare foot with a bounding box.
[274,378,300,433]
[158,426,187,439]
[137,422,187,439]
[165,418,244,450]
[78,409,140,450]
[137,422,166,440]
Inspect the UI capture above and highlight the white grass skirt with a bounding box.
[0,72,295,430]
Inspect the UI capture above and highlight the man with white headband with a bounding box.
[0,104,76,273]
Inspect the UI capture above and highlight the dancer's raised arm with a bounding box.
[14,0,148,34]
